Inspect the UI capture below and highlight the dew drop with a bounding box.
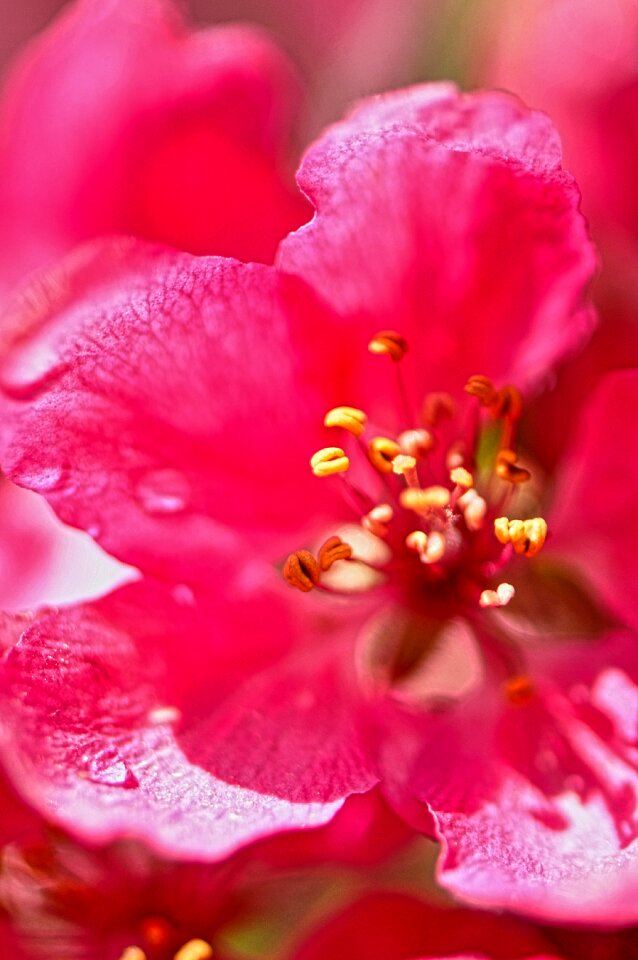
[136,469,190,515]
[85,748,139,789]
[17,463,68,494]
[0,337,67,398]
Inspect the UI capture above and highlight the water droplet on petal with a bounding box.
[17,463,68,493]
[136,469,190,515]
[0,337,67,398]
[85,748,139,789]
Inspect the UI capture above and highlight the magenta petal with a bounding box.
[279,84,596,406]
[0,240,343,583]
[182,642,379,804]
[0,583,344,859]
[291,891,559,960]
[550,369,638,632]
[381,631,638,925]
[0,0,307,286]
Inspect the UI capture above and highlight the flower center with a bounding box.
[283,329,548,621]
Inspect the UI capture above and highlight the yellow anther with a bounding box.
[504,674,535,707]
[392,454,417,476]
[479,582,515,608]
[465,374,496,406]
[368,436,401,473]
[495,449,531,485]
[492,384,523,421]
[405,530,428,554]
[310,446,350,477]
[494,516,511,544]
[362,503,393,537]
[422,392,455,427]
[513,517,548,558]
[507,519,526,544]
[324,406,367,437]
[118,950,147,960]
[493,517,547,558]
[398,428,434,457]
[368,330,408,362]
[174,941,214,960]
[400,485,450,511]
[450,466,473,489]
[283,550,321,592]
[422,530,446,564]
[318,535,353,571]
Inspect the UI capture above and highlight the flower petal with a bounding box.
[0,581,344,859]
[0,240,344,583]
[380,631,638,924]
[549,369,638,632]
[291,891,559,960]
[279,84,596,413]
[0,0,308,287]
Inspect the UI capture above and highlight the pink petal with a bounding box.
[291,891,559,960]
[381,630,638,924]
[549,369,638,632]
[0,582,345,859]
[279,84,596,414]
[0,0,308,288]
[0,241,344,583]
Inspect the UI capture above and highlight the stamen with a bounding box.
[400,486,450,511]
[514,518,547,558]
[504,674,535,706]
[392,454,419,488]
[458,488,487,531]
[310,447,350,477]
[174,941,214,960]
[465,374,496,406]
[318,536,353,571]
[362,503,393,537]
[450,466,473,489]
[422,530,446,564]
[493,517,548,557]
[492,385,523,421]
[398,428,434,457]
[368,330,408,362]
[118,950,147,960]
[495,449,531,485]
[324,406,367,437]
[445,441,465,471]
[283,551,321,592]
[422,392,455,427]
[479,582,515,608]
[406,530,428,555]
[368,437,401,473]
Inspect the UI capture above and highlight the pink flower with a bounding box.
[0,790,415,960]
[0,85,615,923]
[0,0,308,295]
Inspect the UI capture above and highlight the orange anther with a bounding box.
[368,330,408,362]
[492,384,523,421]
[465,374,496,406]
[450,466,473,489]
[174,941,214,960]
[318,535,353,571]
[283,550,320,592]
[495,449,531,485]
[368,436,401,473]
